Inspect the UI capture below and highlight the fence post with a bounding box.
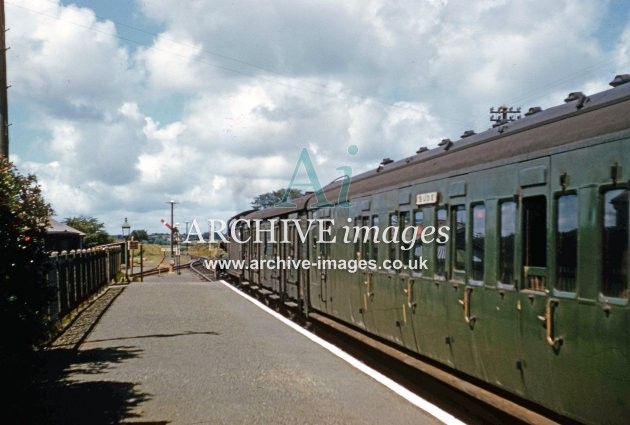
[77,250,85,303]
[47,252,60,322]
[84,249,89,299]
[87,249,93,296]
[67,250,75,307]
[88,248,94,295]
[96,249,103,290]
[97,249,103,288]
[105,248,111,284]
[58,251,68,316]
[94,249,98,289]
[79,250,85,302]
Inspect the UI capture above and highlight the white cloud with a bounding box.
[615,24,630,70]
[9,0,138,116]
[135,32,211,95]
[7,0,628,233]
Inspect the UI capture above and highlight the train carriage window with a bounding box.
[234,227,242,242]
[436,207,447,279]
[452,205,466,275]
[499,201,516,285]
[522,196,547,291]
[471,204,486,282]
[556,194,578,293]
[413,210,424,275]
[242,227,249,258]
[400,211,411,266]
[290,223,298,261]
[363,216,371,260]
[354,217,362,259]
[602,189,628,298]
[371,215,379,262]
[267,231,274,256]
[263,232,268,256]
[320,220,331,259]
[389,213,399,261]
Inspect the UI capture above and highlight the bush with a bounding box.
[64,215,114,247]
[0,159,54,401]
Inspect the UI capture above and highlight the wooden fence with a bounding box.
[47,244,123,322]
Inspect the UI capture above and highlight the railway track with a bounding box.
[189,259,572,425]
[130,261,191,279]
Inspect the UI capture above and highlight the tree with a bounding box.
[131,229,149,242]
[251,188,304,210]
[64,216,114,247]
[0,158,54,410]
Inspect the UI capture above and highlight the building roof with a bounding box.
[47,218,86,236]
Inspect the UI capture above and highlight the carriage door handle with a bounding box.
[364,272,374,298]
[538,298,563,349]
[404,277,416,309]
[458,287,476,325]
[362,272,374,312]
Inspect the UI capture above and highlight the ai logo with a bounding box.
[276,145,359,208]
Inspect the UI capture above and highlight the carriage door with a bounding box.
[285,221,300,302]
[271,224,281,293]
[446,201,478,376]
[251,226,261,286]
[309,215,330,313]
[516,158,555,407]
[241,226,250,282]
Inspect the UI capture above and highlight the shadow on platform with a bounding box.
[4,345,171,425]
[87,329,220,344]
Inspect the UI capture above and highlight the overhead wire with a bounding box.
[5,1,343,99]
[7,1,624,131]
[35,0,333,92]
[466,60,621,128]
[508,60,618,108]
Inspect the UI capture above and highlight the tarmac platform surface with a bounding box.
[69,270,442,424]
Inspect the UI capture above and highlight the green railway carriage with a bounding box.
[227,75,630,424]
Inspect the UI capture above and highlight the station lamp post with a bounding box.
[122,217,131,282]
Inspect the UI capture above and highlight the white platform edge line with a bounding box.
[218,279,466,425]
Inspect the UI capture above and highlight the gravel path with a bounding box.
[49,285,126,349]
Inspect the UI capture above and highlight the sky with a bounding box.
[6,0,630,234]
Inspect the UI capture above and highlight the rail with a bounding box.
[130,262,191,279]
[189,257,219,280]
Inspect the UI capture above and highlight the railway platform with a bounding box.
[42,269,447,424]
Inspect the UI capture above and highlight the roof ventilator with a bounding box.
[564,92,589,109]
[438,138,453,151]
[524,106,542,116]
[609,74,630,87]
[377,157,394,172]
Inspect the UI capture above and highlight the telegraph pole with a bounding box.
[0,0,9,158]
[489,105,521,127]
[184,221,189,256]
